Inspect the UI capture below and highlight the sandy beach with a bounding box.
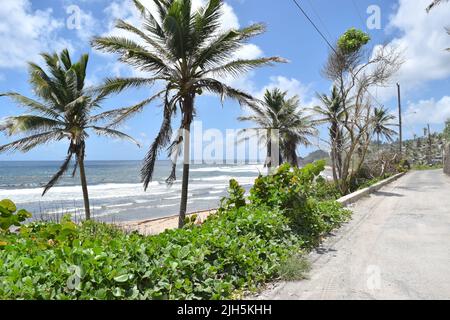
[118,209,217,235]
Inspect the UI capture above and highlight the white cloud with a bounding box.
[404,96,450,125]
[253,76,313,101]
[0,0,71,69]
[376,0,450,100]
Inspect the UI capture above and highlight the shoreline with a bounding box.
[117,208,218,235]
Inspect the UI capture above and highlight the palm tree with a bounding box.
[313,86,346,181]
[91,0,285,228]
[373,106,397,146]
[0,49,139,220]
[238,88,315,168]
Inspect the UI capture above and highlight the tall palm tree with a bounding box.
[91,0,285,228]
[0,49,139,220]
[238,88,315,168]
[373,106,397,146]
[313,86,346,181]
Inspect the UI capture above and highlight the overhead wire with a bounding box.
[290,0,387,109]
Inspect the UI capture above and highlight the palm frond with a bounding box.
[91,126,141,147]
[42,150,74,195]
[0,130,64,153]
[94,91,165,128]
[94,77,161,97]
[205,57,287,78]
[142,102,175,190]
[91,36,169,73]
[0,115,64,136]
[197,78,253,105]
[0,92,61,119]
[115,19,173,61]
[194,23,266,69]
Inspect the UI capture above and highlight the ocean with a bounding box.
[0,160,265,222]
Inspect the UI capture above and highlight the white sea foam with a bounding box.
[190,164,264,174]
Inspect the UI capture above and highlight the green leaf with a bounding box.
[0,199,16,214]
[114,274,130,283]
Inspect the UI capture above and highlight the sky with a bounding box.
[0,0,449,161]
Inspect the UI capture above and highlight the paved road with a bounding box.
[258,170,450,300]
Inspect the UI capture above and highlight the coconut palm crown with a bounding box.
[238,88,316,168]
[91,0,285,227]
[0,49,140,219]
[373,106,397,145]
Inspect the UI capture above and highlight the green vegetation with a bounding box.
[0,162,351,300]
[279,255,311,281]
[353,174,393,191]
[92,0,285,228]
[249,161,351,248]
[412,163,444,171]
[238,88,315,168]
[0,50,139,220]
[337,28,371,54]
[0,199,32,232]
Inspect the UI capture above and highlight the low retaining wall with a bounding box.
[444,143,450,176]
[337,172,406,207]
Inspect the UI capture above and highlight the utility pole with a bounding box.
[397,83,403,157]
[427,123,432,164]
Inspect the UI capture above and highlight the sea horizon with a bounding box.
[0,160,266,223]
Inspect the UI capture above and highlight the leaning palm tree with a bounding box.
[0,49,139,220]
[238,88,315,168]
[373,106,397,146]
[91,0,285,228]
[313,86,346,181]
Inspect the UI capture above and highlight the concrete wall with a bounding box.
[444,143,450,176]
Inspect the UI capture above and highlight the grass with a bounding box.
[412,164,443,171]
[279,255,311,281]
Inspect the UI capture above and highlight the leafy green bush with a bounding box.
[0,199,32,232]
[217,179,246,214]
[248,161,351,247]
[337,28,370,54]
[0,206,303,300]
[313,176,342,201]
[0,161,352,300]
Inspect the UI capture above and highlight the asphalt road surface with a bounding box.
[258,170,450,300]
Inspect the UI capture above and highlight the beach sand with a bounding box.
[118,209,217,235]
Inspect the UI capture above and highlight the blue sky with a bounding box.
[0,0,449,161]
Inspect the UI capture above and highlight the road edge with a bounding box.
[337,172,407,207]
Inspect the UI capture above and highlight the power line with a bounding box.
[305,0,334,41]
[291,0,337,55]
[350,0,367,30]
[291,0,386,109]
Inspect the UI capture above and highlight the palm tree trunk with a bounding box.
[77,146,91,220]
[178,95,194,228]
[266,130,272,174]
[178,131,190,228]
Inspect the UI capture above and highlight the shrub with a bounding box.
[217,179,246,214]
[0,206,303,300]
[248,161,351,247]
[0,199,32,232]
